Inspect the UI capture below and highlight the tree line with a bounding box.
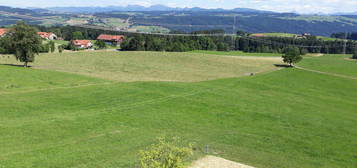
[331,32,357,41]
[120,33,357,54]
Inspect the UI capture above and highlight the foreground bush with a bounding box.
[140,137,193,168]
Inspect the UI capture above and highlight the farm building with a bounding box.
[97,34,125,46]
[38,32,57,40]
[71,40,93,49]
[296,33,312,39]
[0,28,8,37]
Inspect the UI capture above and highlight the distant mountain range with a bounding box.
[45,5,275,14]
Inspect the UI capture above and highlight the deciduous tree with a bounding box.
[282,47,303,67]
[7,21,42,67]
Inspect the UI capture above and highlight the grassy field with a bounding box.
[128,26,171,33]
[0,51,281,82]
[250,33,338,41]
[299,54,357,77]
[189,50,283,57]
[0,65,107,94]
[0,51,356,168]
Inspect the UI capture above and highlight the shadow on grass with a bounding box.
[274,64,293,68]
[0,63,32,68]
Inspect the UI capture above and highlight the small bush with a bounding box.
[58,45,65,53]
[95,40,107,50]
[140,137,193,168]
[352,49,357,59]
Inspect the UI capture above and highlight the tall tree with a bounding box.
[7,21,42,67]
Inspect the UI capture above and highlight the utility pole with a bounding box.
[343,31,347,55]
[233,15,236,35]
[232,15,237,50]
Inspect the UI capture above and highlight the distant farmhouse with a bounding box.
[296,33,311,39]
[71,40,93,49]
[97,34,125,46]
[0,28,8,37]
[38,32,57,40]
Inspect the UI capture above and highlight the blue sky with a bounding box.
[0,0,356,14]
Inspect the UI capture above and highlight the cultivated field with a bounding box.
[0,51,356,168]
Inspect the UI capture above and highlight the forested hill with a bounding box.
[0,5,357,36]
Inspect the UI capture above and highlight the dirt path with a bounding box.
[189,156,255,168]
[295,66,357,80]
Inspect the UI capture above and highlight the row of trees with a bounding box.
[120,33,357,54]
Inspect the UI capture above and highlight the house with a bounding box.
[97,34,125,46]
[71,40,93,49]
[0,28,8,37]
[296,33,312,39]
[38,32,57,40]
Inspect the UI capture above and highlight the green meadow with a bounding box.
[0,51,356,168]
[189,50,283,57]
[250,33,339,41]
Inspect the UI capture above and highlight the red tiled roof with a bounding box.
[97,34,124,42]
[251,33,266,37]
[37,32,53,39]
[0,28,8,36]
[72,40,92,47]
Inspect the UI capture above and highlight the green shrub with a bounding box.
[352,49,357,59]
[217,42,230,51]
[95,40,107,50]
[140,137,193,168]
[58,45,65,53]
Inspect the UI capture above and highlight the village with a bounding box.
[0,28,125,50]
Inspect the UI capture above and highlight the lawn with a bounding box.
[0,51,281,82]
[298,54,357,78]
[0,51,356,168]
